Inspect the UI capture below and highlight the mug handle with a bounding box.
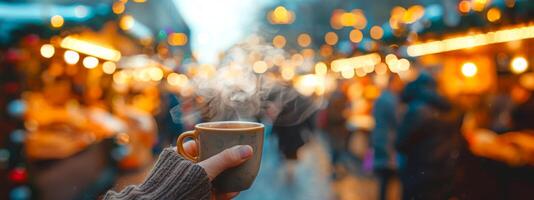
[176,130,200,162]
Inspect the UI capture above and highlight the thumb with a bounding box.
[198,145,253,181]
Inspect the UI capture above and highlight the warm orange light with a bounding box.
[50,15,64,28]
[40,44,55,58]
[168,33,188,46]
[319,45,333,57]
[273,35,286,48]
[403,5,425,24]
[351,9,367,30]
[486,8,501,22]
[112,2,125,14]
[375,63,388,75]
[133,0,146,2]
[324,32,338,45]
[297,33,312,47]
[472,0,488,12]
[120,15,135,30]
[349,29,363,43]
[340,12,357,27]
[458,1,471,13]
[269,6,294,24]
[370,26,384,40]
[505,0,516,8]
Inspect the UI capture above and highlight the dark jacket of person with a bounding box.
[396,73,463,200]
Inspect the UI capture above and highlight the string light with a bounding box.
[332,53,381,72]
[61,36,122,61]
[407,25,534,57]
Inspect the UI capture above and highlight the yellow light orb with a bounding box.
[149,67,164,81]
[82,56,99,69]
[370,26,384,40]
[50,15,64,28]
[168,33,188,46]
[510,56,528,74]
[397,58,410,71]
[40,44,55,58]
[112,2,125,14]
[349,29,363,43]
[486,8,501,22]
[315,62,328,76]
[297,33,312,47]
[120,15,135,30]
[324,32,338,45]
[102,61,117,74]
[461,62,478,77]
[458,0,471,13]
[273,35,286,48]
[253,61,268,74]
[281,67,295,80]
[64,50,79,65]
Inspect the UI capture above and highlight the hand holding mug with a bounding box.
[182,141,253,199]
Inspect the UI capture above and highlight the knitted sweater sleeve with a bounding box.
[103,148,211,200]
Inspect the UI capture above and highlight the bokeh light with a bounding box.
[324,32,338,45]
[82,56,99,69]
[102,61,117,74]
[64,50,79,65]
[40,44,55,58]
[50,15,64,28]
[349,29,363,43]
[461,62,478,77]
[273,35,286,48]
[510,56,528,74]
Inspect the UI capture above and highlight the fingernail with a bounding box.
[237,145,253,159]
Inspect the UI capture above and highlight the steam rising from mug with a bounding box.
[173,39,320,126]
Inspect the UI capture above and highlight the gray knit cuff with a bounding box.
[105,147,211,200]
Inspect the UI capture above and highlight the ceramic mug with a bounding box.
[177,121,264,192]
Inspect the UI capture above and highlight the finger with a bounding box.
[198,145,253,180]
[183,140,198,157]
[215,192,239,200]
